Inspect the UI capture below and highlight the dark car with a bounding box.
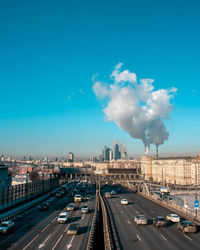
[153,216,167,227]
[67,222,80,235]
[39,202,49,210]
[177,221,197,233]
[0,221,15,234]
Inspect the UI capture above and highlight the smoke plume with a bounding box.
[92,63,177,155]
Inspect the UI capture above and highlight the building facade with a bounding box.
[141,155,200,185]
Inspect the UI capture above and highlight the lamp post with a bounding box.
[195,162,198,218]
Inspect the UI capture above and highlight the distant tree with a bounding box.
[29,170,40,182]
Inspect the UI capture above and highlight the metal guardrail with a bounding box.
[86,190,99,250]
[99,194,114,250]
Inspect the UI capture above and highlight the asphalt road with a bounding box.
[102,185,200,250]
[0,182,96,250]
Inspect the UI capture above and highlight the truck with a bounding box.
[74,194,82,203]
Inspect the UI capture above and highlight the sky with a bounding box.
[0,0,200,159]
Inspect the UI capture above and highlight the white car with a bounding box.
[57,212,69,223]
[121,199,128,205]
[166,214,180,223]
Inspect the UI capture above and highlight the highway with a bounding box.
[0,182,96,250]
[102,185,200,250]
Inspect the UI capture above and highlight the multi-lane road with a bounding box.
[102,185,200,250]
[0,182,96,250]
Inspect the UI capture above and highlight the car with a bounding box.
[81,204,89,213]
[60,190,65,196]
[134,215,148,225]
[56,192,62,197]
[177,221,197,233]
[111,190,117,195]
[104,192,111,199]
[67,222,80,235]
[153,216,167,227]
[67,204,75,211]
[57,212,69,223]
[48,197,55,202]
[39,202,49,210]
[121,199,128,205]
[166,214,180,223]
[0,221,15,234]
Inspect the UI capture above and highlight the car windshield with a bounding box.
[59,215,66,218]
[138,215,146,219]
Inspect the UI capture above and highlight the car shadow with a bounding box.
[79,225,90,235]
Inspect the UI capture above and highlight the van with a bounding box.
[57,212,69,223]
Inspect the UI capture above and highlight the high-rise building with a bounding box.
[103,146,111,161]
[121,144,127,159]
[68,152,74,162]
[113,143,120,160]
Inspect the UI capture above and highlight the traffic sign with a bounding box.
[194,200,199,209]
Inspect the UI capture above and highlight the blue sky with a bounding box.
[0,0,200,159]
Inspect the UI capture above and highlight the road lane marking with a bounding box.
[81,214,85,220]
[151,210,154,214]
[127,220,130,224]
[184,235,192,241]
[160,234,167,241]
[41,224,50,232]
[137,234,142,241]
[64,224,70,232]
[22,234,39,250]
[39,234,52,249]
[121,211,123,214]
[52,234,63,250]
[116,204,119,207]
[67,235,75,249]
[51,217,57,223]
[135,210,139,214]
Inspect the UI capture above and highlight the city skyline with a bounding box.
[0,1,200,158]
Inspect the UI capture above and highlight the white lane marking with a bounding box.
[116,204,119,207]
[51,217,57,223]
[41,224,50,232]
[64,224,70,232]
[160,234,167,241]
[22,234,39,250]
[39,234,52,249]
[81,214,85,220]
[184,234,192,241]
[127,220,130,224]
[135,210,139,214]
[67,235,75,249]
[137,234,142,241]
[151,210,154,214]
[121,210,123,214]
[52,234,63,250]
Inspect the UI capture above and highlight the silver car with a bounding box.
[0,221,15,234]
[134,215,147,225]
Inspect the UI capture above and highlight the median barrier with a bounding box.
[86,190,99,250]
[99,193,114,250]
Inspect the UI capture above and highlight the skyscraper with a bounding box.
[68,152,74,162]
[113,143,120,160]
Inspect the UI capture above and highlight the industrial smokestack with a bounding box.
[156,145,159,158]
[145,146,149,156]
